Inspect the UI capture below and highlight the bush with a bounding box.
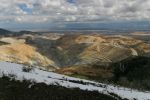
[22,66,33,72]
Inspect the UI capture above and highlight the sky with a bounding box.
[0,0,150,31]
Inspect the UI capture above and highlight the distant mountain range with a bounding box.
[0,28,36,36]
[1,21,150,32]
[60,21,150,32]
[0,28,12,34]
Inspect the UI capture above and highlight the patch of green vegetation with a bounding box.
[112,56,150,91]
[70,74,89,80]
[0,41,9,45]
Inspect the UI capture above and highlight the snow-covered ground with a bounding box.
[0,61,150,100]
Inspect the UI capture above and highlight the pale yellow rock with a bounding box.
[0,43,58,69]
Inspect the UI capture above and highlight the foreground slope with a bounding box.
[0,77,115,100]
[0,62,150,100]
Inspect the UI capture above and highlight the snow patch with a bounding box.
[0,61,150,100]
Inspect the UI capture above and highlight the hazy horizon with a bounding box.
[2,21,150,32]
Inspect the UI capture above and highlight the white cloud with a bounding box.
[0,0,149,23]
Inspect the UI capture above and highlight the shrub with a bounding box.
[22,66,33,72]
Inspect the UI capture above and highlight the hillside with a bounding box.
[52,34,149,66]
[57,56,150,90]
[0,77,116,100]
[0,61,150,100]
[0,28,12,35]
[0,37,57,70]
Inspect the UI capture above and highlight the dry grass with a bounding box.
[56,66,113,80]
